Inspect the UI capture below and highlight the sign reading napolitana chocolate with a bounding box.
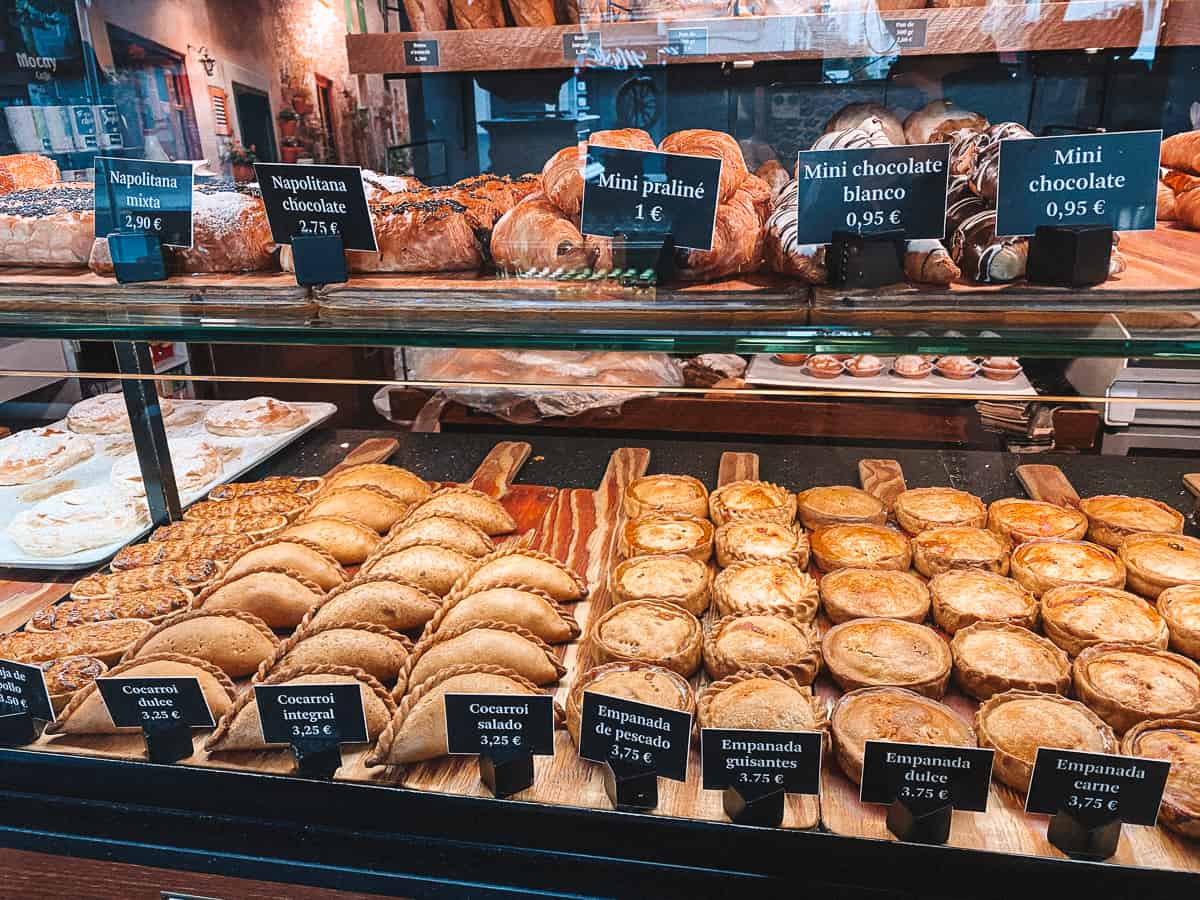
[255,163,378,251]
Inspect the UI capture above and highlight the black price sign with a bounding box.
[884,19,927,49]
[404,39,439,67]
[860,741,995,811]
[578,691,692,782]
[700,728,822,794]
[444,693,555,756]
[254,683,368,745]
[794,143,950,245]
[581,146,721,252]
[255,163,377,251]
[667,26,708,56]
[563,32,601,62]
[96,677,215,729]
[94,157,194,248]
[0,659,54,722]
[995,130,1161,237]
[1025,748,1170,825]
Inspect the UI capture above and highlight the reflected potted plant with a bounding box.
[278,108,300,139]
[224,141,257,182]
[280,137,302,164]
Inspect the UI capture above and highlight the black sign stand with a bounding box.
[604,759,659,811]
[479,744,536,798]
[107,232,167,284]
[1026,225,1113,288]
[828,229,905,289]
[292,737,343,779]
[1046,807,1122,860]
[0,711,37,747]
[142,717,196,764]
[613,230,676,285]
[723,782,785,828]
[886,795,954,845]
[290,233,347,286]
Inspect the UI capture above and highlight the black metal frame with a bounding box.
[114,340,181,524]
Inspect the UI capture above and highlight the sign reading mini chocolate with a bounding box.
[96,676,215,729]
[794,143,950,245]
[578,691,691,781]
[444,693,555,756]
[700,728,822,794]
[93,157,194,248]
[255,163,377,251]
[254,683,368,745]
[1025,748,1169,825]
[995,130,1161,237]
[860,741,995,811]
[580,145,721,252]
[0,658,54,722]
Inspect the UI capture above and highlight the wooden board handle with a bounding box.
[717,452,758,487]
[858,459,907,511]
[469,441,532,499]
[1016,464,1081,508]
[1184,473,1200,499]
[323,437,399,479]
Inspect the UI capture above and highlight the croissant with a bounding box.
[764,180,826,283]
[823,103,905,146]
[740,173,773,225]
[969,123,1033,203]
[951,210,1027,284]
[1158,180,1177,221]
[755,159,790,195]
[904,239,960,285]
[1171,173,1200,229]
[541,129,656,220]
[903,100,988,145]
[659,129,748,203]
[677,187,763,281]
[491,193,594,273]
[1161,130,1200,176]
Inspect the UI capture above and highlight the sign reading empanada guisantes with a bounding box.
[255,162,377,251]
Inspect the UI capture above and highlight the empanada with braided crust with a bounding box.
[304,577,440,633]
[399,620,565,698]
[303,485,411,533]
[359,542,476,596]
[324,464,431,506]
[123,608,278,678]
[403,487,516,536]
[278,516,381,565]
[256,622,411,685]
[451,548,587,603]
[429,586,580,643]
[223,538,347,591]
[381,515,495,559]
[195,567,324,629]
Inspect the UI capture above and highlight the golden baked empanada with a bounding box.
[359,542,476,596]
[278,516,381,565]
[428,586,580,643]
[399,620,565,698]
[209,476,324,500]
[303,485,411,533]
[256,622,411,685]
[45,653,236,736]
[70,559,223,600]
[204,665,394,752]
[184,494,310,522]
[404,487,517,536]
[195,567,324,629]
[366,664,557,765]
[123,608,278,678]
[303,576,440,633]
[451,548,587,603]
[223,538,347,591]
[381,515,495,559]
[324,464,432,506]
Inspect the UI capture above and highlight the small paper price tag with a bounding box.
[255,163,377,251]
[700,728,822,794]
[96,677,215,729]
[254,683,368,745]
[860,741,995,812]
[577,691,692,782]
[0,658,54,722]
[93,157,194,248]
[444,693,555,756]
[1025,748,1170,825]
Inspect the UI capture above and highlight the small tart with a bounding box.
[911,526,1011,578]
[303,576,441,633]
[588,599,702,676]
[358,542,476,596]
[714,519,809,568]
[624,474,709,519]
[565,660,694,748]
[818,568,930,625]
[894,487,987,536]
[703,614,821,683]
[823,619,952,698]
[929,570,1037,634]
[712,561,819,621]
[696,666,828,736]
[402,487,517,536]
[708,480,797,527]
[151,514,288,543]
[70,559,223,600]
[204,397,307,436]
[451,548,587,603]
[987,498,1088,544]
[976,690,1117,793]
[1119,532,1200,600]
[194,567,324,630]
[1078,495,1185,550]
[620,512,714,563]
[209,476,324,501]
[124,608,279,678]
[399,621,566,698]
[381,515,495,559]
[41,656,106,713]
[950,622,1071,700]
[28,588,192,631]
[224,537,347,592]
[611,554,711,616]
[184,493,310,522]
[1073,643,1200,733]
[256,621,412,686]
[1159,585,1200,660]
[278,516,381,565]
[831,686,976,784]
[323,464,432,506]
[1121,719,1200,839]
[810,524,911,573]
[429,585,580,644]
[795,485,886,530]
[1010,539,1126,597]
[110,535,251,572]
[0,619,152,666]
[302,485,412,534]
[1041,584,1168,656]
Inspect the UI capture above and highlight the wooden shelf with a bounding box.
[347,0,1189,75]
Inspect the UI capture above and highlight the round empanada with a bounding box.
[403,487,517,536]
[381,515,495,559]
[303,485,412,533]
[304,576,440,633]
[223,538,347,591]
[451,548,587,603]
[428,586,580,644]
[324,464,432,506]
[358,542,476,596]
[123,608,278,678]
[278,516,381,565]
[256,622,412,685]
[399,620,565,698]
[195,567,324,629]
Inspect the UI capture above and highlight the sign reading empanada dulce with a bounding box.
[443,693,556,756]
[255,162,378,252]
[1025,748,1170,826]
[578,691,692,782]
[0,658,54,722]
[254,682,369,745]
[700,728,822,794]
[95,676,216,729]
[860,740,995,812]
[93,157,194,248]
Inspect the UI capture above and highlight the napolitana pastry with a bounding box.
[7,487,149,557]
[0,183,95,267]
[893,487,987,535]
[911,526,1010,578]
[28,588,192,631]
[123,608,278,678]
[403,487,517,536]
[928,570,1038,634]
[623,474,709,519]
[1159,584,1200,659]
[818,568,930,624]
[278,516,381,565]
[823,618,952,698]
[450,548,587,603]
[1119,532,1200,600]
[703,613,821,683]
[257,622,412,686]
[1121,718,1200,838]
[0,619,152,666]
[565,661,695,748]
[697,666,828,736]
[194,567,324,629]
[185,494,311,521]
[304,576,441,633]
[1041,584,1168,656]
[708,480,796,527]
[323,464,432,507]
[795,486,886,530]
[110,534,252,571]
[400,621,565,698]
[111,440,224,498]
[302,486,410,534]
[429,586,580,644]
[621,512,714,563]
[152,514,287,543]
[976,690,1117,793]
[714,519,809,568]
[204,397,308,436]
[42,656,106,714]
[1074,643,1200,734]
[359,543,478,596]
[208,476,324,501]
[987,498,1088,544]
[381,515,494,559]
[1010,539,1126,597]
[1078,495,1185,550]
[713,561,819,620]
[0,427,93,485]
[610,554,711,616]
[223,538,347,592]
[588,599,702,677]
[810,524,911,573]
[70,559,222,599]
[950,622,1070,700]
[66,392,176,435]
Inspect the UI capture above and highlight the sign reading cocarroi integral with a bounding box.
[255,163,378,252]
[580,145,721,252]
[1025,748,1170,825]
[95,676,215,729]
[793,143,950,245]
[0,658,54,722]
[578,690,692,781]
[443,693,556,756]
[995,130,1161,237]
[93,157,194,248]
[254,683,369,745]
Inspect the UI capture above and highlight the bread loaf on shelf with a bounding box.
[1161,129,1200,176]
[403,0,450,29]
[506,0,557,26]
[0,153,61,194]
[450,0,506,28]
[0,182,95,268]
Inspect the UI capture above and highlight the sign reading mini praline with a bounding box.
[700,728,822,793]
[860,741,995,811]
[0,658,54,722]
[578,691,692,781]
[254,683,368,745]
[255,162,377,251]
[1025,748,1170,825]
[95,676,215,729]
[444,693,556,756]
[93,157,194,248]
[580,145,721,252]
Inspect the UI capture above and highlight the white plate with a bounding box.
[746,355,1037,396]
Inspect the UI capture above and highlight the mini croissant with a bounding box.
[123,608,278,678]
[450,548,587,602]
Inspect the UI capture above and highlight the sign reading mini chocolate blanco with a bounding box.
[1026,748,1169,825]
[255,163,377,251]
[93,157,194,248]
[580,146,721,252]
[793,143,950,245]
[860,741,995,811]
[579,691,692,781]
[96,677,215,729]
[254,683,368,745]
[0,659,54,722]
[995,130,1161,237]
[700,728,822,793]
[444,693,556,756]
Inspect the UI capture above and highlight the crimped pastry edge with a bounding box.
[1120,717,1200,838]
[911,526,1011,579]
[1079,495,1185,549]
[1158,585,1200,660]
[713,519,809,568]
[1009,538,1126,598]
[225,535,347,584]
[209,475,325,501]
[809,524,912,574]
[447,546,589,602]
[620,511,714,562]
[192,564,327,611]
[695,664,828,742]
[300,575,441,631]
[610,553,711,615]
[254,620,413,683]
[894,487,987,536]
[949,621,1070,700]
[358,539,477,583]
[150,513,289,543]
[1040,583,1168,657]
[928,569,1038,635]
[819,567,931,626]
[122,606,279,664]
[712,560,819,620]
[381,514,495,557]
[27,587,194,632]
[426,581,581,640]
[708,480,797,527]
[703,612,821,683]
[1073,641,1200,733]
[0,618,153,667]
[986,497,1089,544]
[398,485,518,534]
[1119,532,1200,600]
[70,558,225,600]
[588,598,702,677]
[822,617,952,698]
[795,486,886,530]
[623,474,709,519]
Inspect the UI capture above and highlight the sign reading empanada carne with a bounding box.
[700,728,822,794]
[0,658,54,722]
[254,682,369,745]
[860,740,995,812]
[95,676,215,729]
[578,691,692,782]
[1025,748,1170,826]
[444,693,556,756]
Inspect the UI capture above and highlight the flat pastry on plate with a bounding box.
[708,480,797,527]
[381,515,494,559]
[893,487,987,536]
[1074,643,1200,733]
[304,576,441,633]
[323,464,431,506]
[7,486,149,558]
[110,440,224,498]
[588,599,702,676]
[696,666,828,736]
[810,524,911,573]
[28,587,192,631]
[703,614,821,683]
[208,476,324,501]
[367,664,556,765]
[278,516,381,565]
[565,661,695,748]
[184,494,311,522]
[429,585,579,643]
[621,512,714,563]
[623,475,709,519]
[1010,539,1126,596]
[1121,719,1200,838]
[66,392,176,435]
[450,548,587,603]
[1078,495,1185,549]
[976,690,1116,792]
[831,686,976,784]
[987,498,1088,544]
[712,561,819,620]
[152,514,288,543]
[257,622,412,686]
[41,656,106,714]
[194,567,324,629]
[928,570,1038,634]
[123,608,278,678]
[1119,532,1200,600]
[402,487,517,536]
[819,568,930,624]
[0,619,152,666]
[823,619,952,698]
[911,525,1011,578]
[358,542,476,596]
[610,554,711,616]
[795,486,886,530]
[1041,584,1168,656]
[714,519,809,568]
[950,622,1070,700]
[301,485,410,534]
[223,538,347,592]
[1159,584,1200,659]
[110,534,252,571]
[70,559,222,600]
[0,426,93,486]
[399,621,566,698]
[204,397,308,437]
